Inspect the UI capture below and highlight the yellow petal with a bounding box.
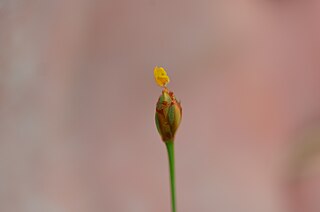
[154,66,170,87]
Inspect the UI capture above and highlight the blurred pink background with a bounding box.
[1,0,320,211]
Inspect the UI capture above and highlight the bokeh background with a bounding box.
[1,0,320,211]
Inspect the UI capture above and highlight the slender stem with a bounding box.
[166,140,176,212]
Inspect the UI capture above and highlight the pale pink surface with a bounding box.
[1,1,320,211]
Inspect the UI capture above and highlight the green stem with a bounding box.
[166,140,176,212]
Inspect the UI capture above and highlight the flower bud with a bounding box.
[155,89,182,142]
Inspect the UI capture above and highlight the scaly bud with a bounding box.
[155,89,182,142]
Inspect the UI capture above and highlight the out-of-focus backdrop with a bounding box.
[1,0,320,212]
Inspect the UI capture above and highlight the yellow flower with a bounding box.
[154,66,170,87]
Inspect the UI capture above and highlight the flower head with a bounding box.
[154,66,170,87]
[154,66,182,142]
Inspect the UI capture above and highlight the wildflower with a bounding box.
[154,67,182,142]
